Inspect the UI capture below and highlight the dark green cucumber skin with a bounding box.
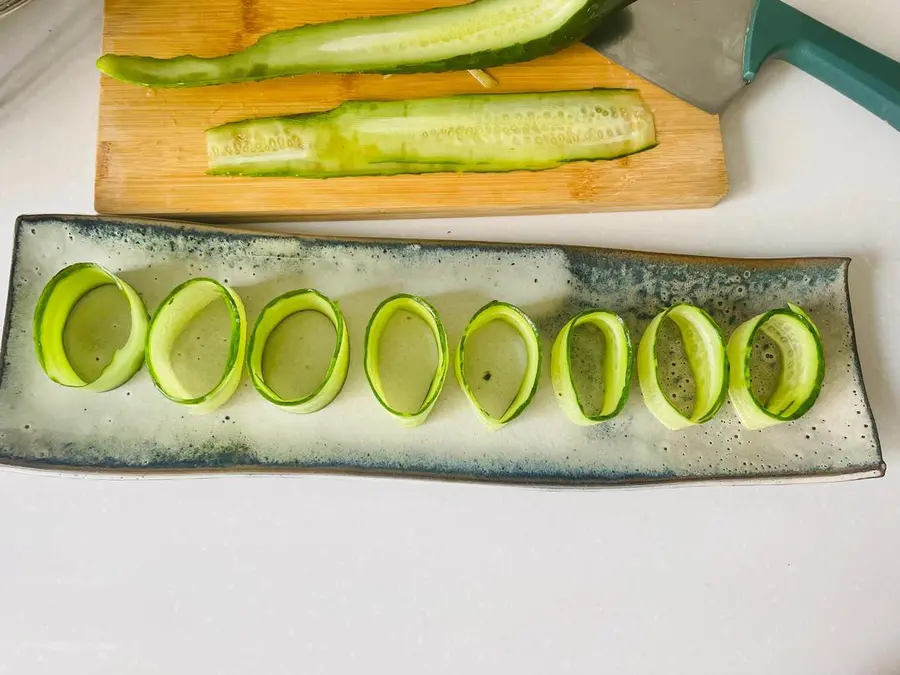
[97,0,634,87]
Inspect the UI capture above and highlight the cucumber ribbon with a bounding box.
[146,278,247,414]
[455,301,542,430]
[364,294,449,427]
[637,303,729,430]
[33,263,149,392]
[551,310,632,425]
[248,289,350,413]
[726,303,824,430]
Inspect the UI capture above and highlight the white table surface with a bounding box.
[1,1,899,673]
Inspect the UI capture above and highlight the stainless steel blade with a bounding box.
[585,0,757,114]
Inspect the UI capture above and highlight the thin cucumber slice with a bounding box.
[468,69,498,88]
[33,263,149,392]
[247,289,350,413]
[146,278,248,414]
[726,304,825,430]
[637,304,729,430]
[455,301,542,430]
[97,0,631,87]
[551,309,632,425]
[364,294,449,428]
[206,89,657,178]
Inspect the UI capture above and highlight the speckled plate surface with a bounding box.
[0,215,885,487]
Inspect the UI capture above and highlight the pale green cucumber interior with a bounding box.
[463,319,528,420]
[758,314,821,417]
[257,0,588,72]
[667,307,726,421]
[207,90,657,178]
[748,331,782,404]
[98,0,598,86]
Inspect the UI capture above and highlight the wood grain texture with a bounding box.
[96,0,729,221]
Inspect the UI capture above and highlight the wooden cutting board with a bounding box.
[96,0,729,221]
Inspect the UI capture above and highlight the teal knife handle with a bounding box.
[744,0,900,131]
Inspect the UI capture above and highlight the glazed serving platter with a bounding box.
[0,215,885,487]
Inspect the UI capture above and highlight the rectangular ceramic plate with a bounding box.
[0,215,885,487]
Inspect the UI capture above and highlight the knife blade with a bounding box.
[585,0,900,130]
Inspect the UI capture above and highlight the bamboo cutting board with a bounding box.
[96,0,729,221]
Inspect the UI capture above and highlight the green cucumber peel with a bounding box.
[247,289,350,413]
[455,301,542,430]
[726,303,825,430]
[33,263,149,393]
[364,294,449,428]
[637,303,729,430]
[146,278,248,414]
[551,309,632,425]
[97,0,631,87]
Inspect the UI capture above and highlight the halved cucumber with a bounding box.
[455,301,541,430]
[97,0,632,87]
[726,303,825,430]
[247,289,350,413]
[206,89,657,178]
[146,278,247,414]
[637,304,729,430]
[33,263,149,392]
[364,294,449,427]
[551,309,632,425]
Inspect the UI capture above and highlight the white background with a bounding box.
[1,1,900,673]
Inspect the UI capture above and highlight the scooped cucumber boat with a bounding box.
[97,0,633,87]
[206,89,657,178]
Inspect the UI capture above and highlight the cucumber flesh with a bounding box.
[726,305,825,430]
[33,263,149,393]
[146,278,248,415]
[364,294,450,428]
[455,301,542,430]
[637,304,729,431]
[207,89,657,178]
[247,289,350,414]
[550,310,633,425]
[97,0,632,87]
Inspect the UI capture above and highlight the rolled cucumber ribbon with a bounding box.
[551,309,632,425]
[637,303,729,430]
[726,303,824,430]
[247,289,350,413]
[33,263,149,392]
[364,294,449,428]
[455,301,542,430]
[146,278,247,414]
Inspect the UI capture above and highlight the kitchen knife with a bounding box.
[586,0,900,130]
